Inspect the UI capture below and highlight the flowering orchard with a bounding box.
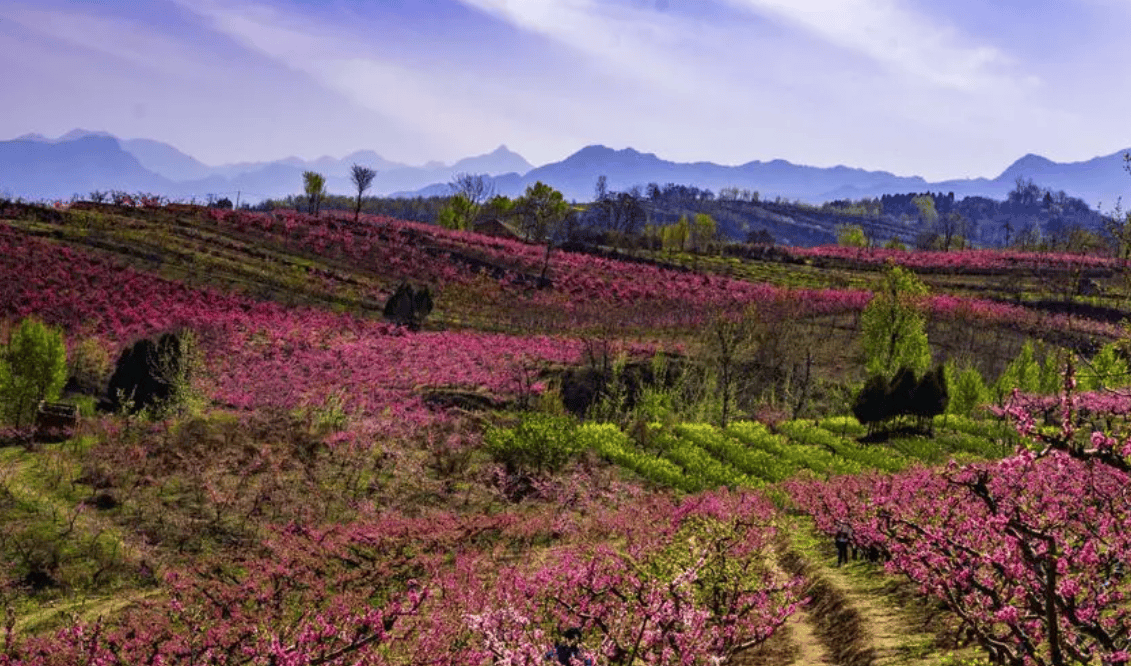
[0,222,652,423]
[787,371,1131,666]
[0,490,803,666]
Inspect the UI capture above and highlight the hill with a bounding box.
[0,201,1129,665]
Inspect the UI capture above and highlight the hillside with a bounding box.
[0,201,1129,665]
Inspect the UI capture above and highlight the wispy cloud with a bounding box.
[721,0,1025,92]
[5,4,226,83]
[3,0,1128,180]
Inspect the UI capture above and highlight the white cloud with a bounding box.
[721,0,1028,92]
[5,4,226,83]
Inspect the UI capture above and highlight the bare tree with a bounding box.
[350,164,377,223]
[938,211,971,250]
[594,175,608,202]
[449,173,495,228]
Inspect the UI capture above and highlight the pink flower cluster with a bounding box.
[787,448,1131,665]
[1,489,803,665]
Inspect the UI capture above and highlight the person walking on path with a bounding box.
[835,523,852,567]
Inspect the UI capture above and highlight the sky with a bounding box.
[3,0,1130,180]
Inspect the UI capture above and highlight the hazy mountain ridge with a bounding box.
[1,130,1128,211]
[2,131,533,202]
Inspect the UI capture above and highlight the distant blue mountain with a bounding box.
[1,131,534,202]
[0,135,172,200]
[403,144,1129,209]
[1,130,1128,209]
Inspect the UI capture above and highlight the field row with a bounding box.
[579,415,1017,493]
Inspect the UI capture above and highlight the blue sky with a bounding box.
[3,0,1130,180]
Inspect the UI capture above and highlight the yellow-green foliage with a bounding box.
[485,412,581,474]
[945,360,991,416]
[1,318,68,428]
[861,266,931,379]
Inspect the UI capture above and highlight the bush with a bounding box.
[485,412,581,475]
[383,283,434,330]
[104,330,200,417]
[0,318,68,428]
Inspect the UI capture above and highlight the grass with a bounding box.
[786,514,984,666]
[0,438,151,628]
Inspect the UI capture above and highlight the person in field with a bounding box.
[834,523,852,567]
[546,627,593,665]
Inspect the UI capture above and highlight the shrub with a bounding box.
[485,412,580,475]
[383,283,434,330]
[104,330,200,416]
[947,362,991,416]
[0,318,68,428]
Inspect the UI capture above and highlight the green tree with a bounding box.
[350,164,376,223]
[860,266,931,379]
[449,173,494,228]
[995,340,1042,399]
[437,193,476,231]
[946,361,991,416]
[691,213,717,253]
[516,181,569,243]
[0,318,68,428]
[482,195,516,222]
[1078,342,1129,392]
[302,171,327,216]
[664,215,690,254]
[836,224,868,248]
[912,195,938,229]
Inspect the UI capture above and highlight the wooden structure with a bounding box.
[34,401,78,441]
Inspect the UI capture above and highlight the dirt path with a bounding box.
[783,601,832,666]
[787,518,968,666]
[817,561,936,666]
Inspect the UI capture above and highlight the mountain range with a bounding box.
[1,129,1128,210]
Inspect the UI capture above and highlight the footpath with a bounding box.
[742,516,978,666]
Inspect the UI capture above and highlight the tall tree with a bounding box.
[938,211,970,250]
[516,181,569,243]
[594,175,609,202]
[702,307,761,428]
[861,266,931,379]
[449,173,495,228]
[912,195,938,230]
[691,213,717,253]
[350,164,377,223]
[516,181,571,285]
[302,171,327,216]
